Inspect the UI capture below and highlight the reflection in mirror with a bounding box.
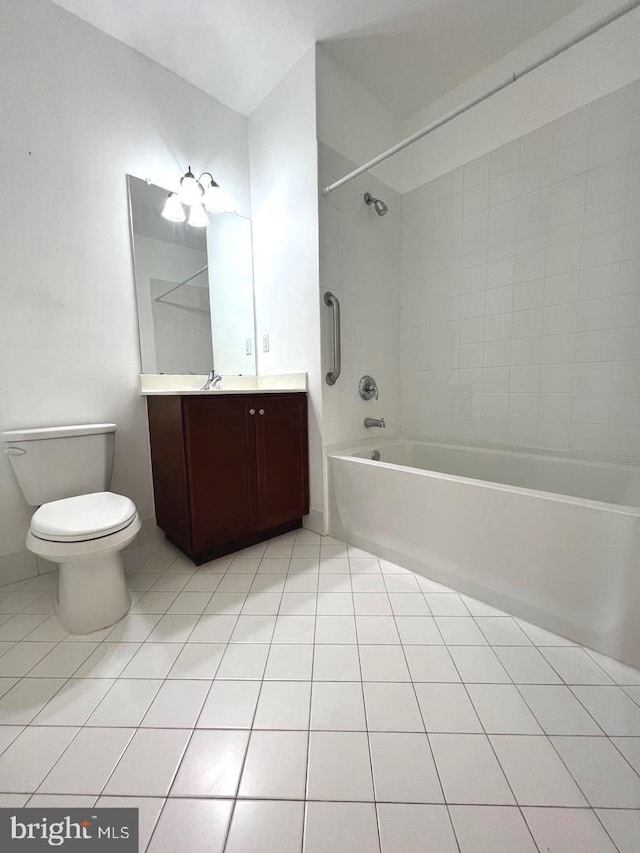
[127,175,256,375]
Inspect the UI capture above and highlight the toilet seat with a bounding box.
[30,491,137,542]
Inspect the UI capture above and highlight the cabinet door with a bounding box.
[254,394,309,529]
[183,396,258,552]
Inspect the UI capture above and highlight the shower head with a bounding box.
[364,192,388,217]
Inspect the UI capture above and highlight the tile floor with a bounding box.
[0,529,639,851]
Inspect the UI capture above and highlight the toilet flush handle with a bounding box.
[4,447,26,456]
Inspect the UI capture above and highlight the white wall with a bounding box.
[0,0,251,583]
[401,80,640,457]
[316,47,401,192]
[318,143,402,446]
[398,0,640,192]
[248,50,324,530]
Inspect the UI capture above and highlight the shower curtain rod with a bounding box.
[155,265,209,303]
[321,0,640,197]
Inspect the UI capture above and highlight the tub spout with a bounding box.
[364,417,386,428]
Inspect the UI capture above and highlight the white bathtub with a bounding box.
[328,439,640,667]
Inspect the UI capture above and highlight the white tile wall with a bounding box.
[318,143,402,446]
[401,80,640,457]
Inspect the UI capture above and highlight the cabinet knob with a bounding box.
[249,408,256,415]
[259,409,265,415]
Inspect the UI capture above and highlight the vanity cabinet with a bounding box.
[146,393,309,563]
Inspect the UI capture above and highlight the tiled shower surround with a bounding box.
[401,80,640,456]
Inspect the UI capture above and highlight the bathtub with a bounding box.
[328,439,640,667]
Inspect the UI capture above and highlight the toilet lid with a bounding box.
[30,492,137,542]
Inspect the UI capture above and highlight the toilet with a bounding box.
[1,423,140,634]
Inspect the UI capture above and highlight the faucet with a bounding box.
[201,370,222,390]
[364,417,386,429]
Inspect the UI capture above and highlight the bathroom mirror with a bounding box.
[127,175,257,375]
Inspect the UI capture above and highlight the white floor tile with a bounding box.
[467,684,542,734]
[404,646,461,682]
[86,679,162,727]
[384,574,422,593]
[491,734,586,806]
[105,614,161,642]
[435,617,488,645]
[515,619,575,646]
[353,593,392,616]
[313,644,360,680]
[0,677,19,699]
[395,616,443,645]
[364,682,425,732]
[461,596,508,618]
[97,796,165,852]
[183,574,223,592]
[231,615,277,643]
[612,736,640,774]
[450,804,537,852]
[429,734,515,805]
[168,643,225,679]
[103,728,190,796]
[475,617,532,645]
[315,615,357,644]
[304,802,380,853]
[495,647,562,684]
[306,731,374,800]
[351,574,385,592]
[285,573,318,594]
[0,678,66,724]
[389,593,430,616]
[166,591,213,614]
[120,643,184,678]
[551,735,640,807]
[28,642,99,677]
[197,680,261,728]
[146,614,198,643]
[518,684,603,735]
[425,593,469,616]
[141,679,210,728]
[0,614,49,641]
[541,647,613,685]
[239,730,308,798]
[316,592,354,616]
[449,646,511,683]
[205,592,247,615]
[226,800,304,853]
[150,573,190,592]
[0,726,24,755]
[241,592,282,615]
[147,798,232,853]
[359,645,410,681]
[188,614,236,642]
[596,808,640,853]
[272,615,315,643]
[38,727,133,794]
[130,591,179,614]
[586,649,640,685]
[29,794,97,807]
[311,681,366,731]
[378,803,457,853]
[0,642,58,676]
[75,643,142,678]
[524,806,618,852]
[253,681,310,729]
[264,644,313,680]
[370,732,443,803]
[415,683,482,733]
[356,616,400,644]
[279,593,316,616]
[32,678,114,725]
[170,729,248,797]
[0,726,78,792]
[571,685,640,735]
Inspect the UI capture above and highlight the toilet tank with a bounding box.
[1,423,117,506]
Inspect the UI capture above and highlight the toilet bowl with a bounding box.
[2,423,140,635]
[27,492,140,634]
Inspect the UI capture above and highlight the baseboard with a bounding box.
[303,507,326,536]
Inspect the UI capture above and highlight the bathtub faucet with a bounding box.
[364,417,386,429]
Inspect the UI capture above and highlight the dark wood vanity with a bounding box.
[146,393,309,563]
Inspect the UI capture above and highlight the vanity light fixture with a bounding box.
[161,165,235,225]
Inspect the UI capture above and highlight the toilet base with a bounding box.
[57,553,131,634]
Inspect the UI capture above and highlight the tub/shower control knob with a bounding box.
[359,375,379,401]
[259,409,265,415]
[249,409,256,415]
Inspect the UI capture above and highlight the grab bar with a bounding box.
[324,291,341,385]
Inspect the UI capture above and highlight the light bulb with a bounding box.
[161,192,186,222]
[178,166,203,206]
[203,181,235,214]
[188,204,209,228]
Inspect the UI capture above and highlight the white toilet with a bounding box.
[2,423,140,634]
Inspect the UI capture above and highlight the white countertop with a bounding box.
[140,373,307,396]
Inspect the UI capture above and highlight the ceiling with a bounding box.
[50,0,587,119]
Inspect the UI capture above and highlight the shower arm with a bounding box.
[322,0,640,197]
